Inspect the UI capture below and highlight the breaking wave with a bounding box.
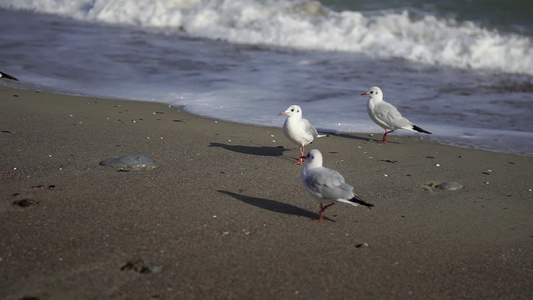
[2,0,532,74]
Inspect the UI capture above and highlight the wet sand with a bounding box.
[1,86,532,299]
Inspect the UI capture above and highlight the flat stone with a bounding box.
[100,154,156,170]
[437,181,464,191]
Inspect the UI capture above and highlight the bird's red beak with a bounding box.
[279,111,287,115]
[361,92,368,96]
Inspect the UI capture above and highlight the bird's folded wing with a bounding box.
[377,102,413,128]
[302,119,319,138]
[306,169,353,199]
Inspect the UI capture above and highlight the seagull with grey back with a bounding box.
[302,149,373,221]
[362,86,431,144]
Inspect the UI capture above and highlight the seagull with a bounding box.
[362,86,431,144]
[0,71,19,81]
[280,105,319,165]
[302,149,373,222]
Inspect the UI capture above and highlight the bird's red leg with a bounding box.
[378,130,395,144]
[294,146,306,165]
[378,130,388,144]
[311,203,335,222]
[323,203,335,210]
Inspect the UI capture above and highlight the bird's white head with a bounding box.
[280,105,303,118]
[305,149,323,168]
[361,86,383,100]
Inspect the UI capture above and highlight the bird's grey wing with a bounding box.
[302,118,319,139]
[376,102,412,128]
[305,168,353,200]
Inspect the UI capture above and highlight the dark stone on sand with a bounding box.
[121,258,162,274]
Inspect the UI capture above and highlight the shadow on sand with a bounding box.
[209,143,290,157]
[217,190,334,222]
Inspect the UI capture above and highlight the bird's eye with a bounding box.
[297,110,300,113]
[291,109,294,112]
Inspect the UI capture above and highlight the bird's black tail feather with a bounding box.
[0,71,19,81]
[349,196,374,209]
[412,125,431,134]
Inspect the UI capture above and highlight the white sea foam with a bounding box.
[2,0,532,75]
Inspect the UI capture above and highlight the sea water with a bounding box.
[0,0,532,156]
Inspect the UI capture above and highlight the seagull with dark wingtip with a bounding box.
[301,149,373,222]
[362,86,431,144]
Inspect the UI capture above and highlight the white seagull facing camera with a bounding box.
[280,104,320,165]
[302,149,373,222]
[362,86,431,144]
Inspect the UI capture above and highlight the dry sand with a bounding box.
[1,86,532,299]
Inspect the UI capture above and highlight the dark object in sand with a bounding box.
[13,199,38,207]
[356,243,370,248]
[121,259,162,274]
[19,296,40,300]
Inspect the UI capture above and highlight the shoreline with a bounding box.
[4,80,533,158]
[1,86,532,299]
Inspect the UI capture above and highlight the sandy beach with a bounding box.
[1,86,532,299]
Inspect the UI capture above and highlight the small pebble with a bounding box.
[356,243,369,248]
